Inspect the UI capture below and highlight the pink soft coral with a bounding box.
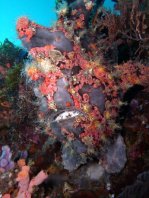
[3,164,48,198]
[16,165,48,198]
[16,17,35,42]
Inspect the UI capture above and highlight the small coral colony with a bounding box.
[0,0,149,197]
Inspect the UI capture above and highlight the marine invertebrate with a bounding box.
[0,145,14,173]
[16,165,48,198]
[111,61,149,96]
[16,17,35,42]
[16,0,149,172]
[91,0,149,65]
[2,161,48,198]
[17,17,73,52]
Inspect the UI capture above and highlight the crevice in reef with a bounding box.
[118,84,144,126]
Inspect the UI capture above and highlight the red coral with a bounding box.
[16,17,29,31]
[30,45,55,58]
[75,14,85,29]
[83,93,90,103]
[16,17,35,42]
[27,66,41,81]
[116,61,149,92]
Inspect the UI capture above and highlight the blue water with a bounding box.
[103,0,116,10]
[0,0,115,46]
[0,0,57,46]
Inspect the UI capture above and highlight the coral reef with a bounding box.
[0,0,149,197]
[97,0,149,65]
[16,0,149,174]
[17,17,122,171]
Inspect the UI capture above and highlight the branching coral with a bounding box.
[90,0,149,65]
[2,160,48,198]
[115,61,149,92]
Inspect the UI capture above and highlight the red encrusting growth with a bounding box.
[16,6,149,168]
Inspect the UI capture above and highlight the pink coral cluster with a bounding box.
[116,61,149,92]
[3,160,48,198]
[39,70,63,105]
[16,166,47,198]
[29,45,56,58]
[16,17,36,42]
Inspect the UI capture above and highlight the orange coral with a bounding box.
[116,62,149,92]
[16,165,30,181]
[16,17,35,42]
[75,14,85,29]
[16,17,29,32]
[17,159,26,168]
[27,66,41,81]
[93,66,107,79]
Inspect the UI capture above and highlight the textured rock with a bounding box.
[103,135,127,174]
[87,163,105,181]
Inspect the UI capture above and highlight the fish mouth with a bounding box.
[48,109,84,141]
[48,109,83,123]
[54,110,82,122]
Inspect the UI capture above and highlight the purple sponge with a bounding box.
[0,145,14,173]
